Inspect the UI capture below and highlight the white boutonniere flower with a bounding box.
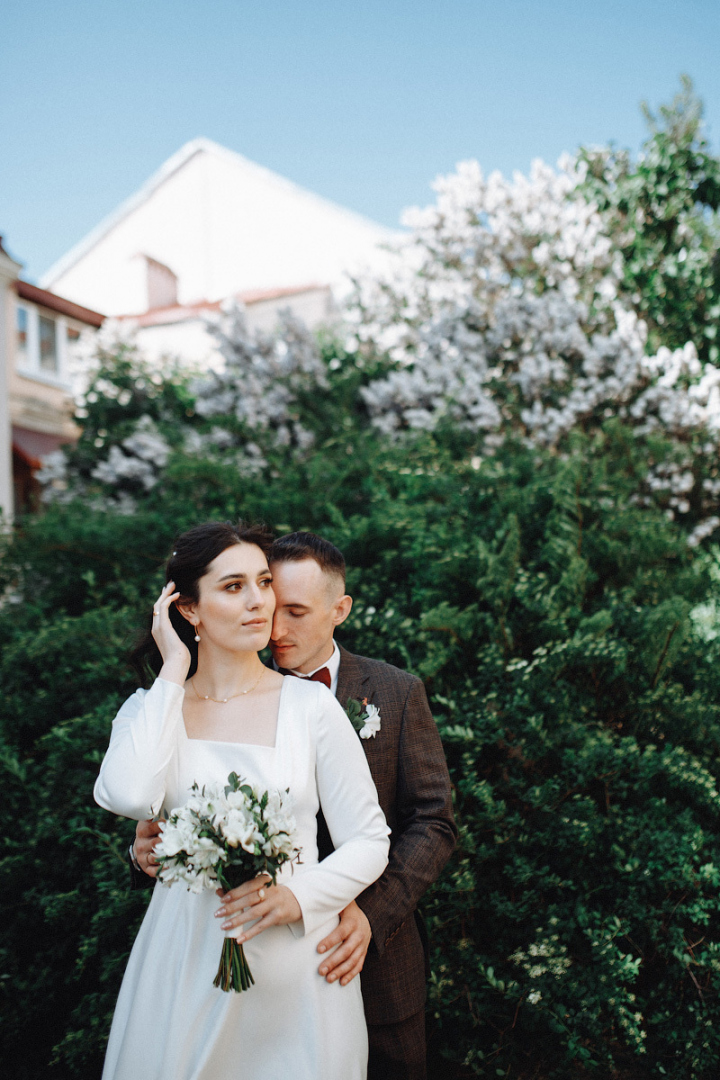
[345,697,382,740]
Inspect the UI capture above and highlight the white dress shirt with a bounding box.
[273,640,340,696]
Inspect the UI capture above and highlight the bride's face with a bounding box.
[185,542,275,653]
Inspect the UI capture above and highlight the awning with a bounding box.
[12,426,66,469]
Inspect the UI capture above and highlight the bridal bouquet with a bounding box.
[154,771,302,993]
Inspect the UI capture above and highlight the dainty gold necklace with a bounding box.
[191,667,265,703]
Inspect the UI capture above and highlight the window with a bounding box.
[15,304,73,382]
[39,315,58,372]
[17,305,28,366]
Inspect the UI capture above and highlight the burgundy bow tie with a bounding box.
[279,666,331,689]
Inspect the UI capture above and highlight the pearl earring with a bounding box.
[194,627,201,642]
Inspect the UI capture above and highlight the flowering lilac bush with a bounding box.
[191,305,329,456]
[37,340,186,513]
[349,97,720,543]
[42,86,720,547]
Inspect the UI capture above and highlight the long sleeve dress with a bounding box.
[94,675,390,1080]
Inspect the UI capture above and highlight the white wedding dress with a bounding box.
[94,676,390,1080]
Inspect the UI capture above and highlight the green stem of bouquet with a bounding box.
[214,937,255,993]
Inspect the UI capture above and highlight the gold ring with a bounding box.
[258,888,266,900]
[153,610,159,616]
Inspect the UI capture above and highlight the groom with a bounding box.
[132,532,456,1079]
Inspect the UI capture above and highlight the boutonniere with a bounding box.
[345,697,382,740]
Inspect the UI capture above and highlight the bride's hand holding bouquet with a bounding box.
[154,771,302,993]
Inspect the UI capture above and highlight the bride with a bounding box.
[94,520,389,1080]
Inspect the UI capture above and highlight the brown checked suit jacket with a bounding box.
[329,644,457,1026]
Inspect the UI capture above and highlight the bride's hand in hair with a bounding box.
[152,581,191,684]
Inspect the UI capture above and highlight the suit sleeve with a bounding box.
[356,677,457,957]
[128,849,156,890]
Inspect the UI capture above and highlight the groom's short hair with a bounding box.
[269,532,346,589]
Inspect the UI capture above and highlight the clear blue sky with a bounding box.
[2,0,719,282]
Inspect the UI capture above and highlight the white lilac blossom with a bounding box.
[39,415,171,510]
[688,516,720,548]
[192,303,327,452]
[35,450,71,500]
[349,153,720,538]
[91,416,170,492]
[351,155,620,369]
[182,428,267,476]
[354,156,709,445]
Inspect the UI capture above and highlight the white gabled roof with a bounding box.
[41,138,394,290]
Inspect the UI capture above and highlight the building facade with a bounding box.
[0,238,103,519]
[114,282,335,369]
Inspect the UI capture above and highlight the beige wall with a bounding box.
[130,286,336,370]
[0,247,22,521]
[8,300,80,441]
[6,286,96,516]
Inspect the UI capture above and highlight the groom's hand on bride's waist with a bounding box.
[133,817,163,878]
[317,901,372,986]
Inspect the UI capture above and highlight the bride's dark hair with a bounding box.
[131,519,274,685]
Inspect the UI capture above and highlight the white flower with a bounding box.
[221,808,261,852]
[359,703,382,740]
[261,790,300,853]
[192,305,326,455]
[156,819,193,858]
[90,416,171,493]
[185,867,218,894]
[36,450,69,496]
[188,836,226,870]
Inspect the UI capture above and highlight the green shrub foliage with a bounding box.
[4,417,720,1079]
[582,76,720,363]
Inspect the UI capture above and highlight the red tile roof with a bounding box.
[15,280,105,327]
[115,284,328,327]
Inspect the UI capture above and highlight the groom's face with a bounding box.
[269,557,351,674]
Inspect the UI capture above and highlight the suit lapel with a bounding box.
[336,645,388,793]
[336,644,370,710]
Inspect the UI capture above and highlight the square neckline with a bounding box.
[180,672,290,749]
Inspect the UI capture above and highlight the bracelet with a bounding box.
[128,841,143,873]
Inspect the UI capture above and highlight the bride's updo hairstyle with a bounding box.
[132,519,274,684]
